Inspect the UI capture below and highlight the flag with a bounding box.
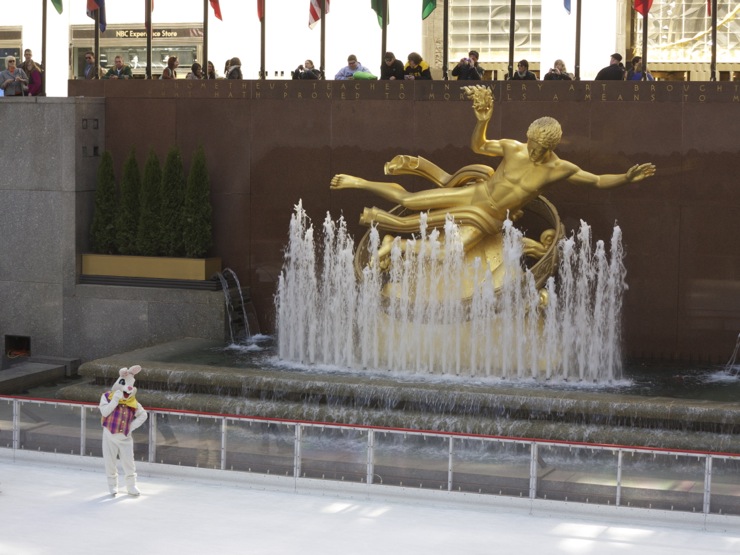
[86,0,107,33]
[422,0,436,19]
[51,0,63,15]
[564,0,571,14]
[371,0,387,28]
[634,0,653,17]
[257,0,264,21]
[707,0,712,16]
[211,0,223,21]
[309,0,330,29]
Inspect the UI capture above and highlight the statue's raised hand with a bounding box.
[625,162,656,183]
[463,85,493,122]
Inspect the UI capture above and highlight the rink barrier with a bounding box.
[1,395,740,518]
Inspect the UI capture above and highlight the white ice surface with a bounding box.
[2,452,740,555]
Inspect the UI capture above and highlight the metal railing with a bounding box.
[2,396,740,516]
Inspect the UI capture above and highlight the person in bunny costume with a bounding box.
[99,365,148,496]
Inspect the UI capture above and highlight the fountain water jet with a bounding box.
[275,202,626,382]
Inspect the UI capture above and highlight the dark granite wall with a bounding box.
[68,79,740,362]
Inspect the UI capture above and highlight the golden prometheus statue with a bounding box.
[330,85,656,296]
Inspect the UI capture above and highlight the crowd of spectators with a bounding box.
[1,47,657,96]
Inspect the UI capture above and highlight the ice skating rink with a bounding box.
[1,452,739,555]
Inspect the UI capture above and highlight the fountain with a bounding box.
[275,202,626,382]
[56,85,740,454]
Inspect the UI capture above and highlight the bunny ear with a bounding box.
[119,365,142,378]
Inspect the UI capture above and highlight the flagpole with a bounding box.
[203,0,208,79]
[42,0,47,95]
[443,0,449,80]
[642,8,648,80]
[381,0,388,62]
[146,0,152,79]
[260,2,266,79]
[507,0,516,79]
[710,0,718,81]
[320,0,326,79]
[94,9,100,73]
[574,0,582,80]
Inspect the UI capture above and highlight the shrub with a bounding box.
[182,145,213,258]
[136,150,163,256]
[159,146,186,257]
[90,151,118,254]
[116,148,141,255]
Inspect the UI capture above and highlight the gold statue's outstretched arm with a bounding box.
[463,85,503,157]
[566,162,657,189]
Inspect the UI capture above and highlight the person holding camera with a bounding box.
[0,56,28,97]
[293,59,322,80]
[543,59,573,81]
[452,50,484,80]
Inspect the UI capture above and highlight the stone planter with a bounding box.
[81,254,222,281]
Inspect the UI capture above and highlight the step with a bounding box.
[0,363,67,395]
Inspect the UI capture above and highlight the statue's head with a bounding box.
[527,117,562,150]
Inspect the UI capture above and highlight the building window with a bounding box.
[449,0,541,62]
[639,0,740,63]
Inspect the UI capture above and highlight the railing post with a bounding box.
[616,450,623,506]
[447,436,454,492]
[529,442,538,499]
[366,429,375,485]
[148,412,157,463]
[80,406,86,456]
[703,455,713,515]
[220,417,227,471]
[12,399,20,451]
[294,424,302,479]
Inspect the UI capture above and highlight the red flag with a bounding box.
[257,0,264,21]
[634,0,653,17]
[707,0,712,16]
[309,0,330,29]
[210,0,223,21]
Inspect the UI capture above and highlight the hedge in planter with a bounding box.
[90,150,118,254]
[159,146,186,257]
[182,145,213,258]
[116,147,141,255]
[136,149,163,256]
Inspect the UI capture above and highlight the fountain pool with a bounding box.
[57,337,740,454]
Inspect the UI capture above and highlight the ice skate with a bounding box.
[107,477,118,496]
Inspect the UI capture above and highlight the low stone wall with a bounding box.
[0,97,226,365]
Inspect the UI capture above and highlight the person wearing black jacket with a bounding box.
[292,59,322,80]
[510,59,537,80]
[543,59,573,81]
[451,50,484,80]
[595,53,625,80]
[380,52,405,80]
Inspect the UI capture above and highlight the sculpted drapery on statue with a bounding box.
[330,85,656,276]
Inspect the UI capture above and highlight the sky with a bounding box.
[2,452,740,555]
[4,0,616,97]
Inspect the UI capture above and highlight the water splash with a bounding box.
[724,332,740,377]
[217,268,251,344]
[275,202,627,382]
